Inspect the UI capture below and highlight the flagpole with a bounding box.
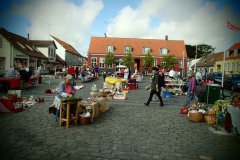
[182,51,184,77]
[194,45,197,73]
[221,51,226,88]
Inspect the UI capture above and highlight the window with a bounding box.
[48,47,50,57]
[160,48,168,55]
[237,62,240,71]
[161,61,166,66]
[0,37,2,48]
[143,47,151,54]
[107,45,114,53]
[26,44,33,51]
[99,57,105,68]
[154,59,157,66]
[232,62,235,72]
[16,42,25,49]
[234,49,238,56]
[108,64,113,68]
[179,60,183,67]
[91,57,97,67]
[227,63,230,71]
[124,46,132,53]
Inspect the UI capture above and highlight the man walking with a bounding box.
[144,67,164,107]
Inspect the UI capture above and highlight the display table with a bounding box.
[78,98,109,122]
[105,77,127,84]
[41,75,55,85]
[227,105,240,133]
[0,78,20,89]
[59,101,79,128]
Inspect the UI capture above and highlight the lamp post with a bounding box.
[194,45,197,73]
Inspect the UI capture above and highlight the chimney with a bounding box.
[165,35,168,41]
[27,33,30,40]
[104,33,107,37]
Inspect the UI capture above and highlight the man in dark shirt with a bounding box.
[144,67,164,107]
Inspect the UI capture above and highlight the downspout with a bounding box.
[10,43,13,67]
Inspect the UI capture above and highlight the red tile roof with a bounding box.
[0,28,47,59]
[51,35,83,57]
[229,43,240,50]
[31,40,57,49]
[88,37,187,57]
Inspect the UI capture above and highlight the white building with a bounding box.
[0,27,47,71]
[51,35,83,66]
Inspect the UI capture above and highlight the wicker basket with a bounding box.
[79,115,91,125]
[188,112,204,122]
[204,115,216,124]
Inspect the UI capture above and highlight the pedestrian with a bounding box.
[144,67,164,107]
[185,70,196,105]
[124,67,129,80]
[94,65,99,79]
[53,74,76,123]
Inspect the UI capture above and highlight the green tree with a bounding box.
[186,44,215,58]
[143,52,154,67]
[123,52,134,68]
[105,52,114,68]
[161,55,177,69]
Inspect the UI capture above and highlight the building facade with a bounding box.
[51,36,83,66]
[88,36,187,71]
[0,28,47,71]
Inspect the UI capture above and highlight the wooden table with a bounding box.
[59,101,79,128]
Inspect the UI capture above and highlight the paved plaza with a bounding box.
[0,77,240,160]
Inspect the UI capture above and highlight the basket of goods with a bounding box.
[204,108,216,124]
[79,112,91,125]
[188,110,204,122]
[7,90,18,102]
[230,95,240,107]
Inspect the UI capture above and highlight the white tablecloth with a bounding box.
[227,105,240,133]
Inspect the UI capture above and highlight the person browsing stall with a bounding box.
[185,70,196,105]
[53,74,76,122]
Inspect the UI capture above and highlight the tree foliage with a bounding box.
[143,52,154,67]
[105,52,114,68]
[123,52,134,67]
[186,44,215,59]
[161,55,177,69]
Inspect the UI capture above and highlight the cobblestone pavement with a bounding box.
[0,77,240,160]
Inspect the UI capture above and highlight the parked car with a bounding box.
[207,72,222,83]
[215,74,240,91]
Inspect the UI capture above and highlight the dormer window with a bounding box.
[124,46,132,53]
[107,45,114,53]
[160,48,168,55]
[143,47,151,54]
[16,42,25,49]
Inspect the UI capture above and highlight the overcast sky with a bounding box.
[0,0,240,56]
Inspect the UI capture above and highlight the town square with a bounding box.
[0,0,240,160]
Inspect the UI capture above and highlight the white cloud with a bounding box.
[12,0,104,56]
[106,0,240,52]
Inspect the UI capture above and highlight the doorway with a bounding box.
[134,59,140,70]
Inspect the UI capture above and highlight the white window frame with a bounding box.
[107,45,114,53]
[108,64,113,68]
[16,42,25,49]
[99,57,105,68]
[91,57,97,67]
[143,47,151,54]
[160,48,168,55]
[124,46,132,53]
[154,59,157,66]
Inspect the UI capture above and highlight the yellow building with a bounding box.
[215,43,240,74]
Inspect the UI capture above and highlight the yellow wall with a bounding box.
[215,59,240,74]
